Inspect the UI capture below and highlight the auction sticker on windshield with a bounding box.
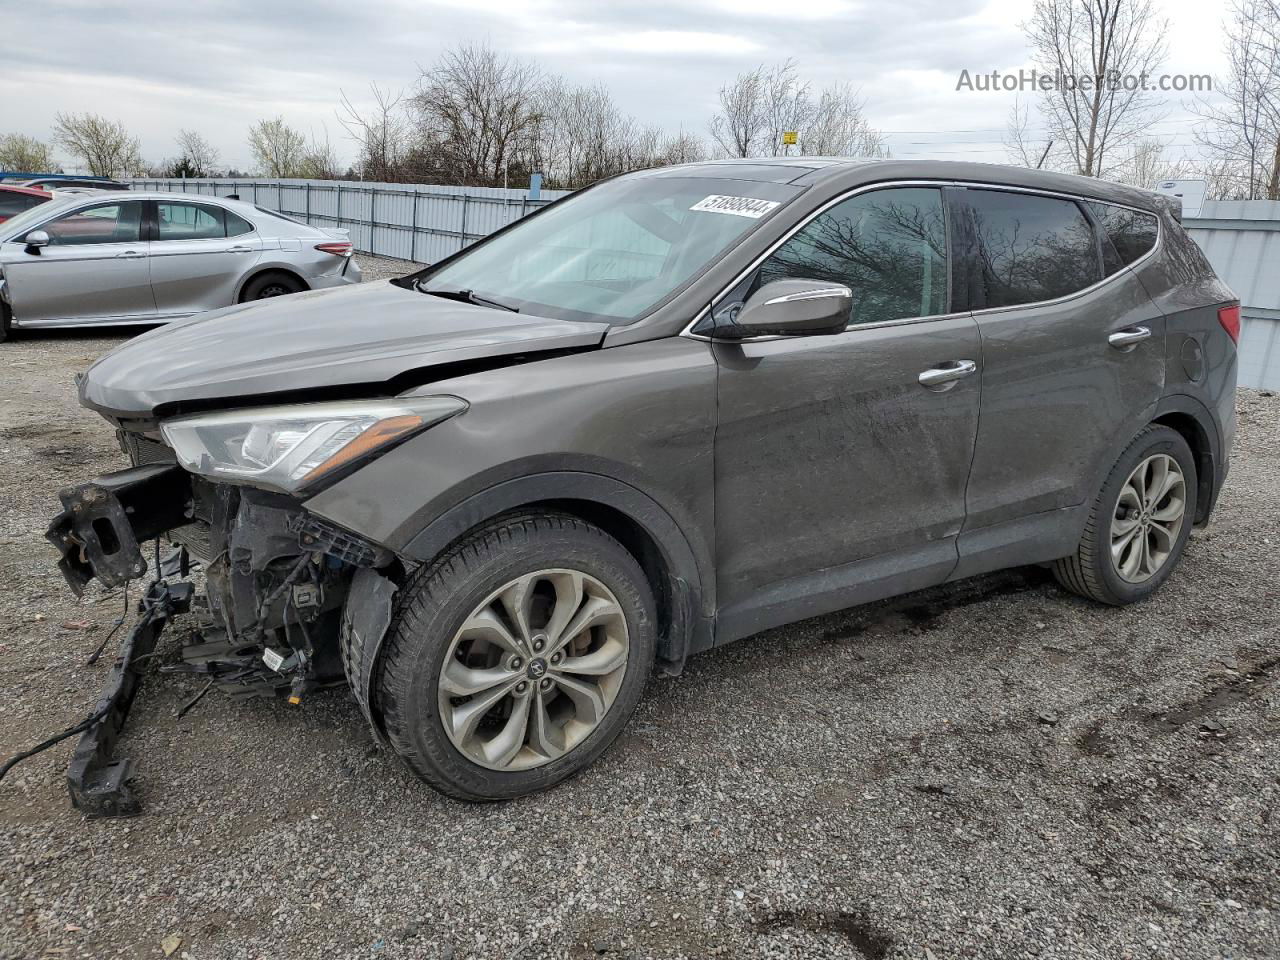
[690,195,781,218]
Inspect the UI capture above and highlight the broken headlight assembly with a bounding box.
[160,396,467,493]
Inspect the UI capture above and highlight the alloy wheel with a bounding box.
[437,569,630,771]
[1111,453,1187,583]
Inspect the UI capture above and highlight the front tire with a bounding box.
[1053,425,1197,605]
[376,512,657,801]
[0,303,11,342]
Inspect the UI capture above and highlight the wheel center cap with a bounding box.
[527,659,548,680]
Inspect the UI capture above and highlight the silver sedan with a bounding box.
[0,192,361,340]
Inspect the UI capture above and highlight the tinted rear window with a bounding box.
[1088,202,1159,274]
[967,190,1101,308]
[226,210,254,237]
[254,205,306,226]
[0,193,46,217]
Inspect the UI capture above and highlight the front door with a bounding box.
[710,185,982,642]
[3,200,153,324]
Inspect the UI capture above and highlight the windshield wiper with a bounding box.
[416,283,520,313]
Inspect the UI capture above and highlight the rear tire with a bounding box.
[376,511,657,801]
[240,271,303,301]
[1053,425,1197,605]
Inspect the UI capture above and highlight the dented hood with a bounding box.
[79,280,607,417]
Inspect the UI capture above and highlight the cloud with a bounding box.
[0,0,1227,172]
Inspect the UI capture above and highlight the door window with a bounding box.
[1088,202,1159,274]
[757,187,949,326]
[965,190,1101,308]
[156,202,227,241]
[0,193,47,218]
[41,202,143,245]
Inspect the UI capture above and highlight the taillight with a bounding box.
[1218,304,1241,345]
[315,241,352,256]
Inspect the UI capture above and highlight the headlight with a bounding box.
[161,397,467,493]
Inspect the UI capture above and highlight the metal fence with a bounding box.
[128,178,569,264]
[1184,200,1280,391]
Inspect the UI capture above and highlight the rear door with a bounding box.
[954,187,1165,541]
[710,185,982,638]
[148,201,262,316]
[2,199,153,323]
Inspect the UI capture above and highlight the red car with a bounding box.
[0,184,53,223]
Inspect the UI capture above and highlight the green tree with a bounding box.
[247,117,307,176]
[0,133,57,172]
[51,112,143,177]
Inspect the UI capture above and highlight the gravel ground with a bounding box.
[1,256,1277,959]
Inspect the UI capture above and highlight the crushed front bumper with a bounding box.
[45,465,192,595]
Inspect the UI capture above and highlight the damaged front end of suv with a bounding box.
[36,266,619,815]
[46,395,466,814]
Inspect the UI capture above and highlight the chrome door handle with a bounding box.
[1108,326,1151,349]
[227,245,254,253]
[115,250,145,259]
[918,359,978,388]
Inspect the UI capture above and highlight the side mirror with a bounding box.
[727,279,852,338]
[24,230,50,254]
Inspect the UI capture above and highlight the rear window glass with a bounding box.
[254,205,306,226]
[1088,202,1159,274]
[0,193,46,217]
[226,211,254,237]
[967,190,1101,308]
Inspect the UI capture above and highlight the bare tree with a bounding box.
[300,127,342,179]
[762,60,812,156]
[339,83,409,181]
[0,133,57,171]
[655,129,707,166]
[174,129,220,177]
[1194,0,1280,198]
[709,64,768,157]
[1006,97,1055,167]
[248,117,307,176]
[1025,0,1169,178]
[1111,137,1194,186]
[710,61,886,159]
[803,83,886,156]
[51,112,143,177]
[413,42,542,186]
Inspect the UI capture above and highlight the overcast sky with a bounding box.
[1,0,1234,173]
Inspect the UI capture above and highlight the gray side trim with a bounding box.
[714,540,958,647]
[951,505,1088,581]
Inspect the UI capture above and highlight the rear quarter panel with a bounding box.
[1134,212,1238,491]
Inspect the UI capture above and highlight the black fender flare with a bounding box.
[401,471,713,669]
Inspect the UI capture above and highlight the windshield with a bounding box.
[0,196,78,241]
[417,175,801,324]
